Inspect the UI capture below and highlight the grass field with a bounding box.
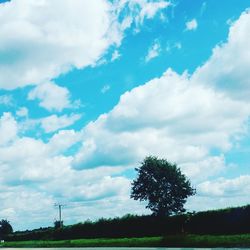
[0,236,161,248]
[1,234,250,248]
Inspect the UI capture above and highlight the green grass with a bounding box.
[0,236,162,248]
[1,234,250,248]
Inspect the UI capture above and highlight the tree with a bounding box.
[131,156,195,216]
[54,220,63,229]
[0,219,13,238]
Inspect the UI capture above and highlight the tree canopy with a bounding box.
[0,219,13,237]
[131,156,196,216]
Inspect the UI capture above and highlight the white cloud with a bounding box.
[48,130,82,155]
[111,50,121,62]
[113,0,171,33]
[40,113,81,133]
[0,0,122,90]
[145,40,161,62]
[69,175,130,200]
[73,10,250,179]
[133,0,171,24]
[0,112,18,146]
[0,127,142,229]
[1,3,250,231]
[16,107,29,117]
[185,18,198,31]
[30,181,143,229]
[74,69,249,170]
[192,10,250,100]
[0,186,56,230]
[17,111,83,135]
[0,94,13,106]
[180,155,226,182]
[28,82,71,112]
[186,192,250,212]
[198,175,250,197]
[71,10,250,215]
[0,0,171,90]
[0,137,48,167]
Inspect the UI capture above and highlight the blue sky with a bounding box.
[0,0,250,230]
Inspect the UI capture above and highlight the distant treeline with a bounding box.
[5,205,250,241]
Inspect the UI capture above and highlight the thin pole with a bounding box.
[59,205,62,224]
[54,203,64,228]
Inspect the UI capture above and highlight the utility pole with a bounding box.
[54,203,65,228]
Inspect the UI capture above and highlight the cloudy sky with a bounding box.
[0,0,250,231]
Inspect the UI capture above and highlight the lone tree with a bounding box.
[131,156,195,216]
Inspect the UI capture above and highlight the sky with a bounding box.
[0,0,250,231]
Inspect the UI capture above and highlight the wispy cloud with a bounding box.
[166,41,182,52]
[16,107,29,118]
[40,114,81,133]
[111,50,121,62]
[145,40,161,62]
[185,18,198,31]
[0,94,13,106]
[200,2,207,16]
[101,84,111,94]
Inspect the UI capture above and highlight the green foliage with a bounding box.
[5,204,250,242]
[6,214,186,241]
[186,204,250,234]
[0,219,13,238]
[131,156,196,216]
[54,220,63,229]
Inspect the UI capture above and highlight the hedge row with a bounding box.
[6,204,250,241]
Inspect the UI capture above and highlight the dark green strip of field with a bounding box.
[1,234,250,248]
